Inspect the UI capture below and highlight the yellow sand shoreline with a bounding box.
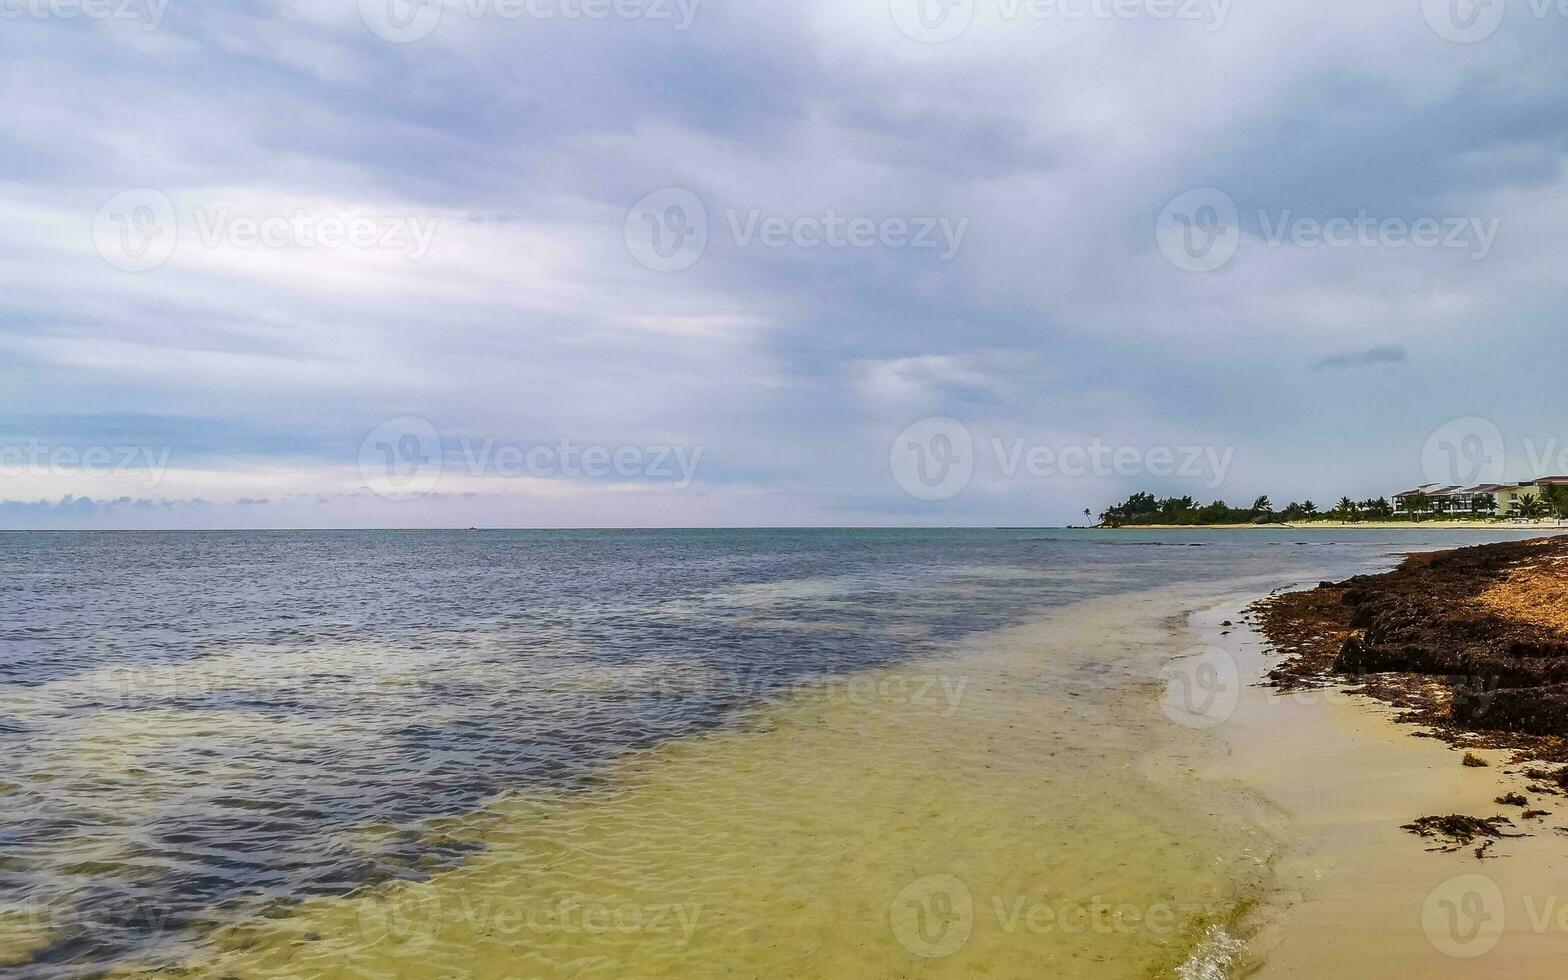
[86,573,1567,979]
[115,586,1278,980]
[1188,594,1568,978]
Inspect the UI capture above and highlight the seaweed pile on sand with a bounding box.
[1251,536,1568,849]
[1401,814,1526,858]
[1251,536,1568,754]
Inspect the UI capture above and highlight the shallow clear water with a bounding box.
[0,528,1552,976]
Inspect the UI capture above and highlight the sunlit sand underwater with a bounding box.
[126,592,1274,980]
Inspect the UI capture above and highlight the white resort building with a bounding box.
[1394,478,1568,517]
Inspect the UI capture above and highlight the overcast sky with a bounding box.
[3,0,1567,529]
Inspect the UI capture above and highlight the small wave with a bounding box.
[1175,924,1247,980]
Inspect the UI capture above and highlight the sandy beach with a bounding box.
[1201,537,1568,977]
[1199,599,1568,977]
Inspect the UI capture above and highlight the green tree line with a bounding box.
[1094,486,1568,526]
[1096,492,1392,527]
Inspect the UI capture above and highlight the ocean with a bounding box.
[0,528,1551,978]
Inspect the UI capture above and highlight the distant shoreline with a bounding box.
[1104,520,1568,530]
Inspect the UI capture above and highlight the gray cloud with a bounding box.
[1312,345,1410,370]
[3,3,1567,526]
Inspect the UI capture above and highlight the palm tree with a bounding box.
[1519,493,1548,520]
[1336,496,1357,521]
[1545,486,1568,520]
[1404,491,1430,522]
[1252,495,1273,515]
[1083,508,1093,526]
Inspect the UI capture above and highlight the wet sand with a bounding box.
[1187,596,1568,978]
